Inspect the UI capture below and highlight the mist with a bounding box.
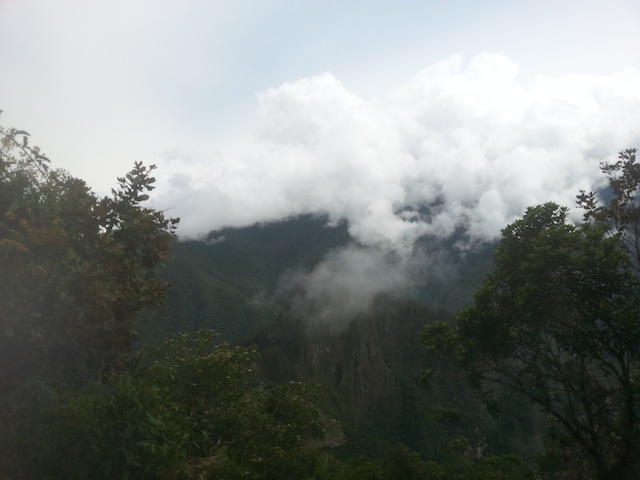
[278,244,415,327]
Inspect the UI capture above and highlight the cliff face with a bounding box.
[295,315,401,418]
[253,297,461,455]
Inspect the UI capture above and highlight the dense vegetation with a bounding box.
[426,149,640,479]
[30,331,326,479]
[2,119,639,479]
[0,122,177,476]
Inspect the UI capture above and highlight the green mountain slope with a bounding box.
[142,214,351,342]
[143,214,496,343]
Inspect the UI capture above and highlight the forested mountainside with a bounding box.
[134,214,539,462]
[142,214,497,344]
[140,214,350,342]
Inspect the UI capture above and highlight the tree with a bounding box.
[30,330,326,480]
[578,148,640,270]
[0,122,179,474]
[426,199,640,479]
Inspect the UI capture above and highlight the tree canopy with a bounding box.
[29,330,326,480]
[0,122,179,473]
[426,149,640,480]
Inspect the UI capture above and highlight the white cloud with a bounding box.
[156,53,640,246]
[280,244,417,327]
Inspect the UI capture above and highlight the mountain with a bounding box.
[140,214,496,344]
[134,214,541,462]
[139,214,350,343]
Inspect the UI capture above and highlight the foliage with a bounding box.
[25,330,326,480]
[0,123,179,387]
[577,148,640,270]
[463,455,533,480]
[31,373,189,480]
[435,197,640,479]
[332,448,531,480]
[0,122,179,475]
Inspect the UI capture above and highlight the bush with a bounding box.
[26,331,326,480]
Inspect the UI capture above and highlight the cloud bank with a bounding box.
[157,53,640,243]
[154,53,640,322]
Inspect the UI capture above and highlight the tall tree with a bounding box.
[427,198,640,479]
[578,148,640,270]
[0,123,179,428]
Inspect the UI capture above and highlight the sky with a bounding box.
[2,0,640,319]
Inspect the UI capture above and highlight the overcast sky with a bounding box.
[2,0,640,247]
